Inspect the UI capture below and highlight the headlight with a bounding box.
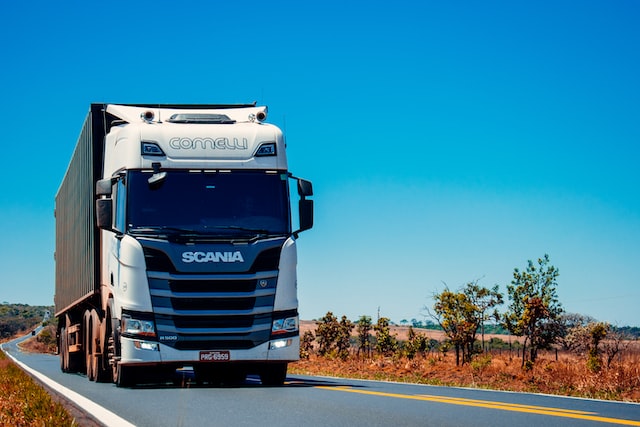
[122,314,156,338]
[272,316,298,335]
[255,142,277,157]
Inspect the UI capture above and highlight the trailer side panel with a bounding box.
[54,105,105,315]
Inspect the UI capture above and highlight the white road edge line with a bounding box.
[1,345,135,427]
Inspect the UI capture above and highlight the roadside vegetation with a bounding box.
[0,304,75,426]
[293,255,640,402]
[0,349,77,426]
[0,303,53,340]
[18,324,58,354]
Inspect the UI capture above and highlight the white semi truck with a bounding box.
[55,103,313,386]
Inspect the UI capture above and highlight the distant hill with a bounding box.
[0,303,53,340]
[614,325,640,339]
[304,318,640,341]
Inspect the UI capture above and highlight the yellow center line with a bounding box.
[414,394,595,415]
[316,386,640,426]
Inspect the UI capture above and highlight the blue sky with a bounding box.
[1,1,638,325]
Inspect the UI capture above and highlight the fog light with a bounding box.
[270,339,292,349]
[134,340,159,351]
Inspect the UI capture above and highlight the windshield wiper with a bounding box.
[205,225,270,234]
[128,225,285,242]
[203,226,287,242]
[129,226,216,242]
[129,226,199,235]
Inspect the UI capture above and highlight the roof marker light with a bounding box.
[249,110,267,123]
[141,110,155,123]
[167,113,234,124]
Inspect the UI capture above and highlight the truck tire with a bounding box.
[59,326,67,372]
[260,363,287,386]
[84,310,96,381]
[105,301,121,384]
[61,324,82,373]
[95,309,112,383]
[86,309,109,382]
[116,365,137,388]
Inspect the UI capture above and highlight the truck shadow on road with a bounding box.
[127,372,359,390]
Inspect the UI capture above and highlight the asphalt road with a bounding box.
[3,332,640,427]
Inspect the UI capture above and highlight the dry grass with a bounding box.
[0,349,77,426]
[291,352,640,402]
[294,322,640,402]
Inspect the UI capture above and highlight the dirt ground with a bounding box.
[296,320,640,403]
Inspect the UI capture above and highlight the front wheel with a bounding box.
[260,363,287,386]
[116,364,137,388]
[93,309,112,383]
[106,301,120,384]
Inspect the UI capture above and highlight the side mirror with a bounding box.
[292,177,313,237]
[96,178,113,196]
[297,179,313,197]
[148,162,167,186]
[298,199,314,233]
[96,199,113,230]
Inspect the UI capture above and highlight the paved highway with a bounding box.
[3,332,640,427]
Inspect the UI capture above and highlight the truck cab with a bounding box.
[56,104,312,386]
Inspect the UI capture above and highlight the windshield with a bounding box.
[126,170,291,237]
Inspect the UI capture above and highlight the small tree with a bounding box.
[558,313,597,352]
[587,322,607,372]
[357,315,373,358]
[503,254,564,367]
[602,327,631,368]
[564,320,632,369]
[432,288,477,365]
[374,317,398,356]
[336,315,354,360]
[316,311,340,357]
[300,330,315,359]
[404,326,428,359]
[463,281,503,352]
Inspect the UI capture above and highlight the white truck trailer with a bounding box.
[55,103,313,386]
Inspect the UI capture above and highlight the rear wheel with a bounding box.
[61,324,82,373]
[59,327,67,372]
[84,310,97,381]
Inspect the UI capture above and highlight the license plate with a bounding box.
[199,350,230,362]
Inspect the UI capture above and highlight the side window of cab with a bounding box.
[114,177,126,233]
